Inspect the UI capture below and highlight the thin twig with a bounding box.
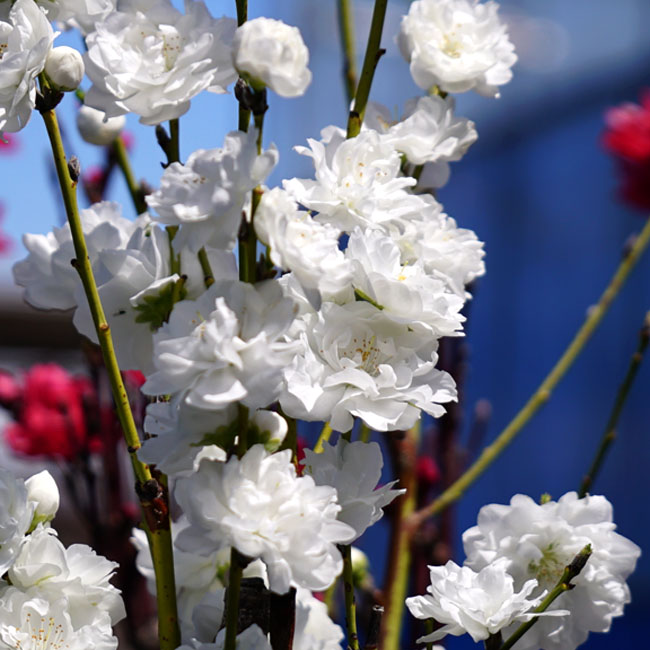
[337,0,358,105]
[342,545,360,650]
[579,311,650,497]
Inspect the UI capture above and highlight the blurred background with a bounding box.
[1,0,649,648]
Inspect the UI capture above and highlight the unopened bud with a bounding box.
[25,470,59,529]
[351,546,371,589]
[76,105,125,146]
[44,46,85,92]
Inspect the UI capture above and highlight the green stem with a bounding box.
[413,216,650,524]
[197,247,215,288]
[341,545,360,650]
[323,577,338,616]
[314,422,333,453]
[235,0,247,25]
[337,0,357,104]
[168,118,180,164]
[380,423,419,650]
[578,311,650,497]
[236,403,249,459]
[499,545,592,650]
[359,423,372,443]
[346,0,388,138]
[39,101,180,650]
[112,136,147,214]
[424,619,435,650]
[224,549,245,650]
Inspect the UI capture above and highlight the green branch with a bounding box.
[224,549,246,650]
[168,117,180,164]
[337,0,358,104]
[38,92,180,650]
[499,545,592,650]
[112,136,147,214]
[342,544,360,650]
[197,247,215,288]
[413,216,650,524]
[578,311,650,497]
[314,422,334,453]
[347,0,388,138]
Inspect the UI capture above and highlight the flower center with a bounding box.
[159,24,183,71]
[341,334,382,375]
[441,32,462,58]
[0,42,8,61]
[15,613,67,649]
[528,542,571,588]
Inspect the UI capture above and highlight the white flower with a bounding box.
[398,0,517,97]
[284,128,427,233]
[175,445,356,594]
[178,624,271,650]
[36,0,115,36]
[13,201,137,311]
[293,587,344,650]
[142,280,298,411]
[132,517,231,640]
[280,301,457,432]
[462,492,642,650]
[346,227,465,336]
[365,95,477,166]
[255,187,353,297]
[25,470,60,527]
[44,46,84,92]
[76,104,125,145]
[9,525,126,629]
[0,589,117,650]
[232,17,311,98]
[147,131,278,252]
[302,439,405,541]
[0,0,54,133]
[396,203,486,297]
[72,218,236,373]
[406,558,562,643]
[84,0,237,124]
[0,468,32,575]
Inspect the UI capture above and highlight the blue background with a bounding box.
[1,1,649,648]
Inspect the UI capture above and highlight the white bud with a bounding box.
[25,470,60,527]
[350,546,371,588]
[45,46,85,92]
[76,105,126,146]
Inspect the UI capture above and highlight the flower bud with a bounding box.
[44,46,85,92]
[76,105,126,146]
[351,546,371,589]
[25,470,59,528]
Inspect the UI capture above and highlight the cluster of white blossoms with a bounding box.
[0,467,125,649]
[7,0,643,648]
[407,492,640,648]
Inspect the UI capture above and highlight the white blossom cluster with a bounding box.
[0,468,125,649]
[407,492,640,648]
[7,0,644,649]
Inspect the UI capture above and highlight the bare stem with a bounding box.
[347,0,388,138]
[337,0,358,104]
[112,136,147,214]
[413,217,650,524]
[579,311,650,497]
[224,549,245,650]
[38,98,180,650]
[314,422,334,453]
[168,118,180,164]
[197,247,215,288]
[341,545,360,650]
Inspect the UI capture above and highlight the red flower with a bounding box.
[603,90,650,163]
[5,364,90,460]
[0,133,20,155]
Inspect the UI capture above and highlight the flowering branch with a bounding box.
[498,545,593,650]
[341,544,360,650]
[337,0,357,104]
[412,215,650,524]
[37,86,180,650]
[347,0,387,137]
[578,311,650,497]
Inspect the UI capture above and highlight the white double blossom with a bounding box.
[284,128,426,234]
[142,280,298,412]
[255,187,353,296]
[84,0,237,124]
[302,439,405,541]
[0,0,54,133]
[36,0,115,35]
[232,17,311,98]
[0,589,118,650]
[13,201,137,311]
[280,301,457,432]
[76,104,125,145]
[398,0,517,97]
[463,492,641,650]
[175,446,356,594]
[294,587,344,650]
[147,130,278,252]
[406,558,564,643]
[0,468,33,575]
